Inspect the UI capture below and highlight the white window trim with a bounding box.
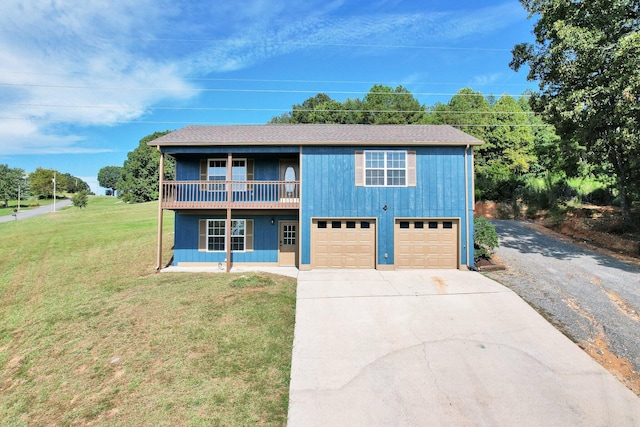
[363,150,408,187]
[206,219,246,252]
[207,158,247,191]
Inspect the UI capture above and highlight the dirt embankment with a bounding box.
[476,201,640,260]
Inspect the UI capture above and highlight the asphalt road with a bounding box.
[0,199,72,223]
[486,220,640,387]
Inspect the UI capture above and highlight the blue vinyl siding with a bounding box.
[301,146,474,267]
[173,213,297,265]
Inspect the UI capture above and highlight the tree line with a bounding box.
[0,164,91,208]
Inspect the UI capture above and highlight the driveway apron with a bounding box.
[287,269,640,426]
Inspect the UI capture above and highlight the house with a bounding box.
[150,124,483,272]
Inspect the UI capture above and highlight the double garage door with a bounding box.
[311,218,459,269]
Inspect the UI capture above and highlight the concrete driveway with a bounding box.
[288,269,640,426]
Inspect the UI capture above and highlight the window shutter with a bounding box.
[407,151,416,187]
[200,159,207,190]
[355,151,364,186]
[247,159,254,192]
[198,219,207,252]
[245,219,254,251]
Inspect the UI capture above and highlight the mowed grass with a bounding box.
[0,197,297,426]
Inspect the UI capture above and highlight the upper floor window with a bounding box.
[208,159,246,191]
[364,151,406,186]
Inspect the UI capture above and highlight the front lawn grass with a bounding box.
[0,197,297,425]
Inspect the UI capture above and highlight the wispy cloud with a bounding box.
[0,1,524,154]
[0,0,196,154]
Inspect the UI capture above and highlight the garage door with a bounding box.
[312,219,376,268]
[395,219,458,269]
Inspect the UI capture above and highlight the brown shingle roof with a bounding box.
[149,124,483,147]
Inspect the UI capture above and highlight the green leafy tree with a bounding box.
[117,131,175,203]
[362,85,427,124]
[98,166,123,196]
[511,0,640,221]
[432,88,492,141]
[61,173,90,193]
[29,168,64,198]
[0,165,27,208]
[269,85,427,124]
[71,190,89,208]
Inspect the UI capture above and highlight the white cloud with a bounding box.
[0,1,526,154]
[0,0,196,154]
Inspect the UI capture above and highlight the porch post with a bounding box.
[156,148,165,271]
[226,153,232,273]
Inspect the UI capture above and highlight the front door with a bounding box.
[279,159,299,198]
[279,221,298,266]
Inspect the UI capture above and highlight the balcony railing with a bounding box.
[161,180,300,209]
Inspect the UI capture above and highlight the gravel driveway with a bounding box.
[486,220,640,393]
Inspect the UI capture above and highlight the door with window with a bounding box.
[278,221,298,266]
[279,159,299,199]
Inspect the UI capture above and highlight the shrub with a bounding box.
[71,191,89,208]
[474,217,499,261]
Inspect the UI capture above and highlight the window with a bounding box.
[364,151,406,186]
[207,159,247,191]
[361,221,370,229]
[443,221,453,229]
[317,221,327,229]
[332,221,342,229]
[207,220,226,251]
[399,221,410,229]
[346,221,356,229]
[429,221,438,229]
[207,219,246,252]
[414,221,424,229]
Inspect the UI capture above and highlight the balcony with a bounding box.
[161,180,300,210]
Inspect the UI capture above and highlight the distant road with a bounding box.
[0,199,73,223]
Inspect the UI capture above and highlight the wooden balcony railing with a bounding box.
[161,180,300,209]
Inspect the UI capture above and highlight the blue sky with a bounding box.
[0,0,536,194]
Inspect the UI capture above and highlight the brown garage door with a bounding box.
[312,219,376,268]
[395,219,458,269]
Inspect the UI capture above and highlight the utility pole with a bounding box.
[52,173,56,213]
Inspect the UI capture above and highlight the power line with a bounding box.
[0,70,534,88]
[0,117,553,127]
[0,82,531,98]
[0,31,514,52]
[0,102,539,114]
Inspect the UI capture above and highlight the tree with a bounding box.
[269,84,427,125]
[61,173,90,193]
[511,0,640,221]
[98,166,123,196]
[0,165,26,208]
[71,190,89,208]
[117,131,175,203]
[29,168,64,198]
[362,85,427,124]
[431,88,492,141]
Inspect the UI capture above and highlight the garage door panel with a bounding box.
[395,219,458,269]
[312,219,375,269]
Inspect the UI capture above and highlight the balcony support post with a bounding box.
[226,153,232,273]
[156,149,165,271]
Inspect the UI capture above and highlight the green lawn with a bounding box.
[0,197,297,426]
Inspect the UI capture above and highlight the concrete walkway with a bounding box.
[288,269,640,426]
